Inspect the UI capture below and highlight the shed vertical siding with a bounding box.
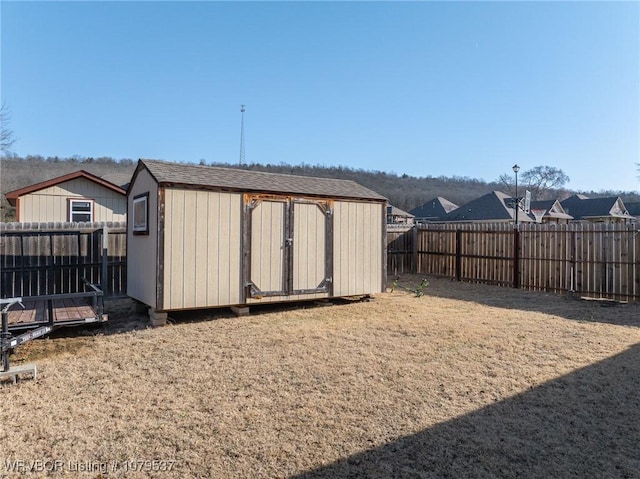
[194,191,209,306]
[126,169,159,308]
[163,189,242,310]
[293,202,326,291]
[19,178,126,222]
[333,201,384,296]
[250,200,286,294]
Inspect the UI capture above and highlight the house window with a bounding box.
[132,192,149,235]
[69,199,93,222]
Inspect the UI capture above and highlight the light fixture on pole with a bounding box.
[239,104,246,166]
[512,164,520,226]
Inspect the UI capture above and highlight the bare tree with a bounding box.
[521,166,569,200]
[497,165,569,200]
[1,103,16,153]
[497,173,516,197]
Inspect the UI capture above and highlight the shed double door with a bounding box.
[244,195,333,299]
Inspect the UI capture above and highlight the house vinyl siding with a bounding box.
[162,189,242,310]
[126,169,159,308]
[19,178,126,222]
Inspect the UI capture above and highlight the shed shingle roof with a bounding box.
[139,159,386,201]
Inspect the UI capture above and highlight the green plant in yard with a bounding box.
[391,277,429,297]
[415,278,429,297]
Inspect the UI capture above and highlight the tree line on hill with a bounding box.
[1,154,638,221]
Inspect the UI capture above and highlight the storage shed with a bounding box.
[127,159,387,323]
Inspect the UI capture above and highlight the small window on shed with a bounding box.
[133,193,149,235]
[69,199,94,222]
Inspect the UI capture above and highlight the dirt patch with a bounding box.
[102,297,150,333]
[1,276,639,478]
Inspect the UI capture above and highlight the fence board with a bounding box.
[386,225,414,276]
[388,222,639,302]
[0,222,126,298]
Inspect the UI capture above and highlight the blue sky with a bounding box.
[1,1,638,192]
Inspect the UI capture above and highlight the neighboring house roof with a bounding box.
[624,201,640,217]
[135,159,387,201]
[387,205,413,218]
[387,205,414,218]
[529,200,573,221]
[441,191,534,222]
[409,197,459,220]
[560,195,635,221]
[5,170,127,206]
[99,172,133,190]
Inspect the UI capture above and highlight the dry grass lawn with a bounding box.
[1,275,639,478]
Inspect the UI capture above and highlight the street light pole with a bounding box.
[511,163,521,289]
[512,164,520,227]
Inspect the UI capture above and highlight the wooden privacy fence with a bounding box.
[387,224,416,277]
[387,223,640,302]
[3,221,638,302]
[0,222,127,298]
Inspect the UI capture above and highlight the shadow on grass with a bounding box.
[293,343,640,479]
[165,296,367,324]
[6,295,370,344]
[87,296,345,334]
[395,275,640,327]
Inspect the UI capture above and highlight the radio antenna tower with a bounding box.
[239,104,246,165]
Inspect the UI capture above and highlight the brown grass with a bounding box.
[1,276,639,478]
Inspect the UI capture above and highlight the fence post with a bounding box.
[48,232,55,295]
[570,229,577,292]
[101,226,108,299]
[411,226,418,274]
[19,233,25,298]
[455,229,462,281]
[513,227,520,289]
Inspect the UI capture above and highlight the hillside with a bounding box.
[1,155,638,221]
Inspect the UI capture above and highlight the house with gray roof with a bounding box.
[440,191,534,224]
[99,172,133,191]
[560,195,635,223]
[624,201,640,222]
[387,205,414,225]
[127,159,388,324]
[528,200,573,223]
[409,197,458,223]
